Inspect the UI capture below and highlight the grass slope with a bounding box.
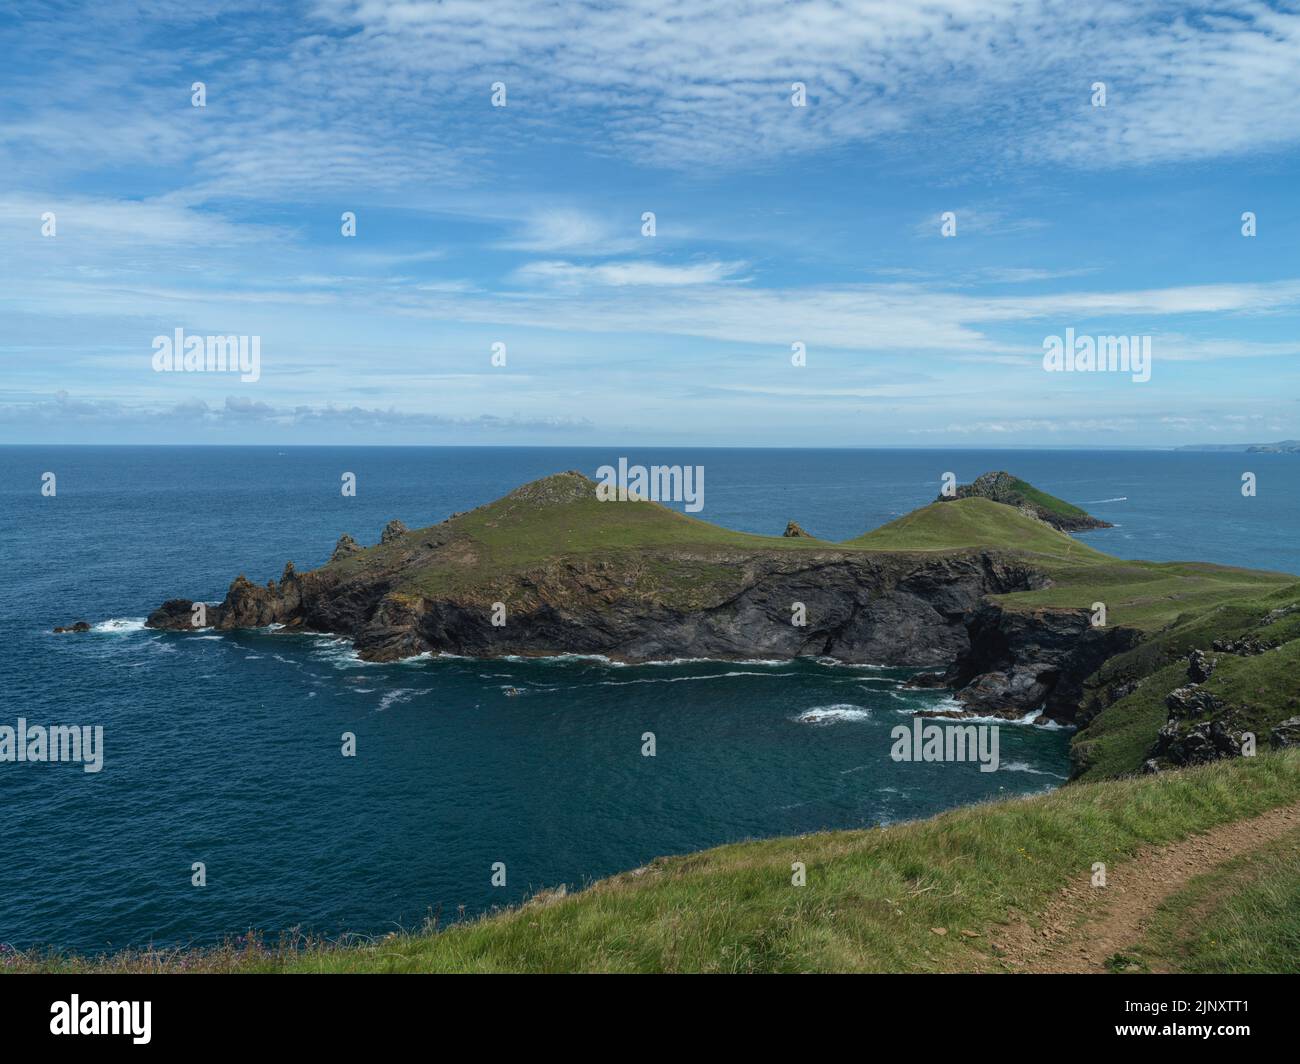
[1123,824,1300,974]
[1072,588,1300,780]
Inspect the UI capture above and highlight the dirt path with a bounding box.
[990,800,1300,973]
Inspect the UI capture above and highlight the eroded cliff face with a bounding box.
[146,546,1053,669]
[940,602,1142,722]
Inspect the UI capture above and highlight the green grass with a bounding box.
[1008,476,1089,519]
[1125,824,1300,974]
[1072,593,1300,781]
[848,497,1106,559]
[12,752,1300,973]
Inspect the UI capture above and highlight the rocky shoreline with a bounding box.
[142,472,1140,727]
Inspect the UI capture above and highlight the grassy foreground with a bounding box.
[11,751,1300,974]
[1122,824,1300,974]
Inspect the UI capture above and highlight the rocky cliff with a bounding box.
[143,471,1174,727]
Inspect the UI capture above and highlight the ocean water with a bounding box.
[1,446,1295,952]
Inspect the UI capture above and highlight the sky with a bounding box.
[2,0,1299,447]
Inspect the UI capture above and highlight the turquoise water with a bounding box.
[2,446,1294,952]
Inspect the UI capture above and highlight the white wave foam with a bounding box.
[596,670,797,687]
[999,761,1068,779]
[795,703,872,725]
[91,618,146,633]
[378,689,418,711]
[910,703,1072,729]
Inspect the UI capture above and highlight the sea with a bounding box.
[1,446,1296,952]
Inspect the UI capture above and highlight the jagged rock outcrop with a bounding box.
[1165,684,1224,719]
[52,620,91,633]
[1143,648,1250,769]
[1272,716,1300,749]
[1152,718,1248,766]
[1212,635,1274,655]
[783,521,811,538]
[381,520,409,544]
[1187,649,1216,683]
[331,534,363,562]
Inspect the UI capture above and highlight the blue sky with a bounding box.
[2,0,1299,446]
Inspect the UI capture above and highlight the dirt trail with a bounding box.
[991,800,1300,973]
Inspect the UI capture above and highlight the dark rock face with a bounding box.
[1165,684,1224,720]
[1212,635,1275,656]
[1143,649,1256,769]
[1187,649,1216,683]
[783,521,811,538]
[1272,716,1300,749]
[380,520,409,545]
[1152,719,1246,766]
[382,552,1049,668]
[953,664,1057,717]
[903,671,950,689]
[942,603,1140,723]
[146,539,1065,675]
[331,534,363,562]
[52,620,91,633]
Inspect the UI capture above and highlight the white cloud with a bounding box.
[512,259,747,287]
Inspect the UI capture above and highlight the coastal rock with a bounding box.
[953,664,1056,716]
[1164,685,1224,720]
[783,521,811,538]
[1271,716,1300,749]
[145,599,197,629]
[331,534,363,562]
[1212,635,1274,656]
[943,602,1140,723]
[1152,719,1244,767]
[903,671,950,689]
[380,520,409,545]
[1187,649,1216,683]
[52,620,91,633]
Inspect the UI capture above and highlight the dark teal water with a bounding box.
[2,447,1294,952]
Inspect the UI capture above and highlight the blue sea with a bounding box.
[2,447,1296,953]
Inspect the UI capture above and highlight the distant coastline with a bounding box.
[1175,440,1300,453]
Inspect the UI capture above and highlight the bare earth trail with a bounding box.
[989,800,1300,973]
